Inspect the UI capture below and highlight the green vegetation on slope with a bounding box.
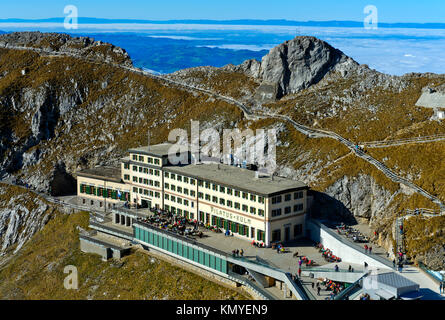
[0,210,248,300]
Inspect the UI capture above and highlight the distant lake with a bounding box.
[1,22,445,75]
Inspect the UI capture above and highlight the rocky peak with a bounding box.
[0,31,133,67]
[237,36,359,100]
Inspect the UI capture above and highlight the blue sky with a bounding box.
[1,0,445,23]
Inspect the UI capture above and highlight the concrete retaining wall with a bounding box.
[80,238,111,260]
[306,220,393,270]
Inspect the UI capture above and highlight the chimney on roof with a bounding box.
[255,171,259,179]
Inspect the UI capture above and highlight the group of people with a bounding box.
[138,209,203,238]
[275,243,287,254]
[231,249,244,257]
[313,278,344,297]
[251,240,266,248]
[364,244,373,254]
[316,243,342,263]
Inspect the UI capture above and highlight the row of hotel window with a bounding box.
[164,193,265,216]
[272,204,304,217]
[271,191,304,204]
[131,154,161,165]
[79,185,129,201]
[125,164,162,177]
[133,187,161,199]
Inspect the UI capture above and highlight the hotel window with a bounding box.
[149,169,153,175]
[171,196,176,202]
[227,200,233,208]
[133,176,137,182]
[144,190,149,196]
[242,192,248,200]
[242,205,248,212]
[198,180,203,187]
[164,172,169,178]
[272,209,282,217]
[257,230,265,242]
[165,183,169,189]
[198,192,203,199]
[212,184,218,191]
[165,205,170,211]
[148,157,153,164]
[155,192,160,198]
[132,155,137,161]
[154,159,160,165]
[190,179,196,186]
[294,191,304,199]
[205,194,211,201]
[165,194,169,200]
[139,188,143,194]
[132,165,137,172]
[184,188,189,196]
[143,178,148,185]
[212,196,218,203]
[150,191,154,197]
[258,196,264,204]
[272,195,282,204]
[124,174,130,181]
[139,155,144,162]
[171,185,176,192]
[258,209,265,217]
[219,186,225,193]
[133,187,138,192]
[155,181,160,187]
[285,206,292,214]
[219,198,225,206]
[250,207,256,215]
[124,163,130,170]
[177,175,182,182]
[184,177,189,184]
[171,174,176,180]
[285,194,291,202]
[235,190,240,197]
[139,177,143,184]
[227,188,233,195]
[235,202,240,209]
[190,190,196,197]
[177,187,183,193]
[205,182,210,189]
[139,167,143,173]
[250,194,256,202]
[177,198,183,205]
[184,200,189,206]
[143,168,148,174]
[294,204,304,212]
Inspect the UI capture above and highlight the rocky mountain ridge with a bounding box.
[0,32,443,270]
[0,31,133,67]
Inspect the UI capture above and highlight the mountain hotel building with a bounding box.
[77,143,309,246]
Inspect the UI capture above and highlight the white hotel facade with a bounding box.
[77,143,309,246]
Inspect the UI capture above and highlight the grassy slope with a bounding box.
[0,210,248,300]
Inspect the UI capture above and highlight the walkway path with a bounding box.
[361,134,445,149]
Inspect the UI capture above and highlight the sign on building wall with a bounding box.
[210,206,252,225]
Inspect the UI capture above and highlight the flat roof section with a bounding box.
[128,143,176,158]
[166,163,308,196]
[76,166,123,184]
